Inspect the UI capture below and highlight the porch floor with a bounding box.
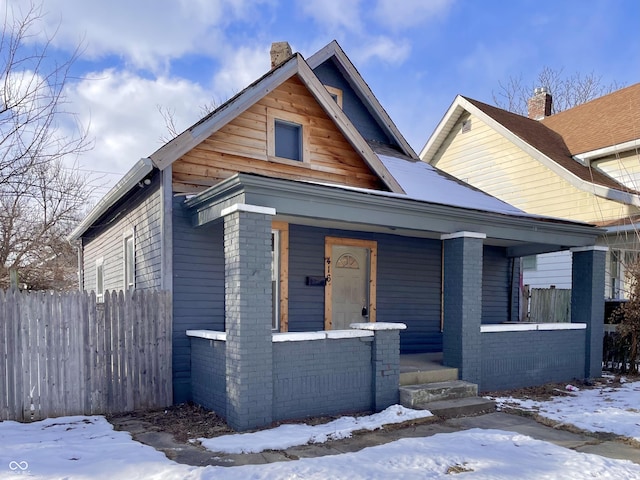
[399,352,458,386]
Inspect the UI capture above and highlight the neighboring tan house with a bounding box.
[69,41,605,430]
[421,83,640,300]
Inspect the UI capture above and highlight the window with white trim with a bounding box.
[522,255,537,271]
[124,231,135,290]
[96,257,104,302]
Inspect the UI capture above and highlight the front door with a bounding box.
[325,237,377,330]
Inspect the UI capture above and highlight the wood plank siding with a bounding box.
[432,113,639,224]
[172,77,385,193]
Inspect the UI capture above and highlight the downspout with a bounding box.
[440,242,444,332]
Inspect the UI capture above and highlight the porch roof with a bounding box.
[185,173,604,257]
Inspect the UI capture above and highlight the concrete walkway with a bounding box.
[121,411,640,467]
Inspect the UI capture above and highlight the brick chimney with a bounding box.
[270,42,292,68]
[527,87,552,120]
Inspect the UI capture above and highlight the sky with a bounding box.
[3,0,639,200]
[2,382,640,478]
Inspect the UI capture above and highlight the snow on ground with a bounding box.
[199,404,433,453]
[2,415,640,479]
[492,380,640,441]
[4,383,640,479]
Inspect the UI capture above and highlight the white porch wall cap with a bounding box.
[186,330,227,341]
[440,231,487,240]
[326,329,374,339]
[481,323,586,333]
[273,332,327,342]
[350,322,407,331]
[220,203,276,217]
[570,245,609,253]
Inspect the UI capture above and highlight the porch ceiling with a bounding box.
[185,173,604,257]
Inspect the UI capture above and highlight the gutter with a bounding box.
[68,158,155,241]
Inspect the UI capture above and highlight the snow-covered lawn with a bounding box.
[492,378,640,441]
[3,382,640,479]
[199,404,433,453]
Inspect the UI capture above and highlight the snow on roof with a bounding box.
[377,154,529,216]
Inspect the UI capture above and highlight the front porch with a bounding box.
[178,174,605,430]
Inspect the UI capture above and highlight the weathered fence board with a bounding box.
[0,289,172,421]
[524,287,571,323]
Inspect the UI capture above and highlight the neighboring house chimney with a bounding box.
[527,87,552,120]
[270,42,292,68]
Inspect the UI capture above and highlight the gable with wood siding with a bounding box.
[173,76,386,194]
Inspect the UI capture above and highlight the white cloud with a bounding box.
[6,0,268,73]
[212,45,271,98]
[64,69,211,195]
[300,0,363,34]
[372,0,454,30]
[352,36,411,66]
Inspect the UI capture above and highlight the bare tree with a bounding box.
[493,66,623,115]
[0,2,91,290]
[613,259,640,374]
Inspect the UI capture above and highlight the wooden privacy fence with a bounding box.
[0,289,172,422]
[523,286,571,323]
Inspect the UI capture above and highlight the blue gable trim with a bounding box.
[313,59,392,145]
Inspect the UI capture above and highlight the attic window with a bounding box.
[275,120,302,161]
[460,120,471,134]
[267,108,310,164]
[325,85,343,108]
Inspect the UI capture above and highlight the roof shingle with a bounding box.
[541,82,640,155]
[463,97,633,193]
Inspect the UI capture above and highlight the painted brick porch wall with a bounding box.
[190,337,227,416]
[272,337,373,420]
[480,329,586,391]
[189,328,401,427]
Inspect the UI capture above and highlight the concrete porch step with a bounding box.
[399,380,478,408]
[420,397,496,419]
[399,366,458,386]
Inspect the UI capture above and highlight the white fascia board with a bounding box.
[68,158,154,241]
[574,139,640,164]
[307,41,417,160]
[419,96,466,162]
[150,56,301,170]
[457,98,640,208]
[296,58,405,193]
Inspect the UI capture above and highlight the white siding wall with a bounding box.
[431,113,639,224]
[523,251,572,289]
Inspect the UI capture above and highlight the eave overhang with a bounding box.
[186,173,603,256]
[420,96,640,208]
[68,158,155,242]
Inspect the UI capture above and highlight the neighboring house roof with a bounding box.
[463,97,631,193]
[420,93,640,207]
[541,82,640,156]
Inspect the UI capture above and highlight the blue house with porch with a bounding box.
[70,41,605,431]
